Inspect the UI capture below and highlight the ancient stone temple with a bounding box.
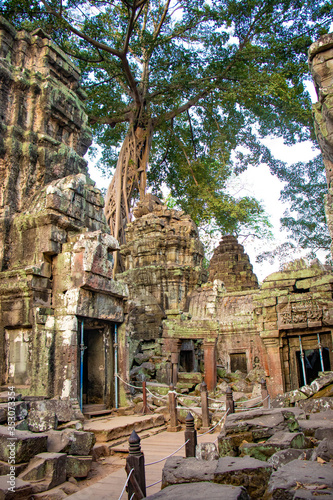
[0,17,127,405]
[0,15,333,411]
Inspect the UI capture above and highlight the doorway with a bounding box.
[78,320,114,408]
[296,347,330,387]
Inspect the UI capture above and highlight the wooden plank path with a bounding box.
[68,428,219,499]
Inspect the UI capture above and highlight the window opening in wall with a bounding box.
[230,352,247,373]
[296,347,330,387]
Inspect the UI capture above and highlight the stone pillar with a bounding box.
[200,381,210,432]
[170,339,181,386]
[261,336,284,399]
[185,412,197,457]
[203,340,217,392]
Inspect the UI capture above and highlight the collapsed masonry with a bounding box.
[0,17,333,411]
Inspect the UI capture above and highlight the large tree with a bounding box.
[3,0,332,266]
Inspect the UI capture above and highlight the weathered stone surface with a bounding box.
[214,456,272,499]
[0,426,47,463]
[32,481,79,499]
[266,431,305,450]
[66,455,92,478]
[30,400,82,423]
[0,402,28,421]
[162,457,217,487]
[0,460,28,476]
[265,460,333,499]
[196,442,219,461]
[267,449,308,469]
[28,409,58,433]
[50,429,95,456]
[19,452,67,493]
[208,235,259,292]
[146,482,250,500]
[0,475,33,500]
[311,438,333,462]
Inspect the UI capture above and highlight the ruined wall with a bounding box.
[309,34,333,253]
[0,18,127,403]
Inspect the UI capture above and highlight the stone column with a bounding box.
[203,340,217,392]
[261,335,284,399]
[170,340,181,386]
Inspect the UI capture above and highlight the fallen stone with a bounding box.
[46,429,95,455]
[311,438,333,462]
[297,397,333,413]
[298,419,333,437]
[19,452,67,493]
[0,475,33,499]
[57,420,83,431]
[91,443,109,460]
[146,482,250,499]
[30,400,82,423]
[32,480,80,499]
[196,442,219,461]
[66,455,92,478]
[214,456,272,499]
[0,392,22,403]
[0,426,47,463]
[266,431,306,449]
[267,449,308,469]
[15,420,29,431]
[162,457,217,487]
[28,409,58,433]
[0,410,6,425]
[240,442,285,461]
[0,460,28,476]
[265,459,333,499]
[0,401,28,421]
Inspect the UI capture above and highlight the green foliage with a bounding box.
[2,0,332,244]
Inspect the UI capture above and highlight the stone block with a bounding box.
[30,400,80,423]
[66,455,92,478]
[311,438,333,462]
[0,460,28,476]
[0,475,33,500]
[146,482,250,500]
[265,460,333,499]
[214,456,272,499]
[196,442,219,461]
[0,426,47,463]
[19,452,67,493]
[28,409,58,433]
[0,402,28,421]
[32,481,79,499]
[267,449,307,469]
[162,456,217,488]
[266,431,305,449]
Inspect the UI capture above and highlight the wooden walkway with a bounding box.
[68,428,219,499]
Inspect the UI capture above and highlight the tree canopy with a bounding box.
[2,0,333,261]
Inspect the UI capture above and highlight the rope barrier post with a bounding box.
[185,412,197,458]
[141,381,151,415]
[199,381,210,433]
[125,430,146,500]
[225,386,234,415]
[167,384,181,432]
[260,378,270,409]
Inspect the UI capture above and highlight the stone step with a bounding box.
[84,414,165,443]
[84,409,114,419]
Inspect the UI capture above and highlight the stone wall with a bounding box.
[0,18,127,405]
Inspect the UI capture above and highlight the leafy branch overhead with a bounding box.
[3,0,333,250]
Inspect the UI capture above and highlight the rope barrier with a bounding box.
[146,479,162,488]
[116,374,143,391]
[117,467,134,500]
[146,387,168,402]
[145,439,190,466]
[198,408,229,437]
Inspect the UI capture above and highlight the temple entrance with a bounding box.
[78,319,114,408]
[282,331,333,391]
[296,346,330,387]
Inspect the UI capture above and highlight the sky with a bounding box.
[87,83,323,283]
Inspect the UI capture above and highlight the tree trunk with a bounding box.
[104,119,153,270]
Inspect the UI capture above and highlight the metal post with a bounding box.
[126,430,146,500]
[317,333,325,373]
[185,412,197,458]
[167,384,181,432]
[299,335,307,386]
[114,324,118,409]
[200,381,210,432]
[260,378,270,409]
[225,386,234,414]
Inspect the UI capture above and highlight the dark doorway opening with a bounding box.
[78,320,114,408]
[296,347,330,386]
[230,352,247,373]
